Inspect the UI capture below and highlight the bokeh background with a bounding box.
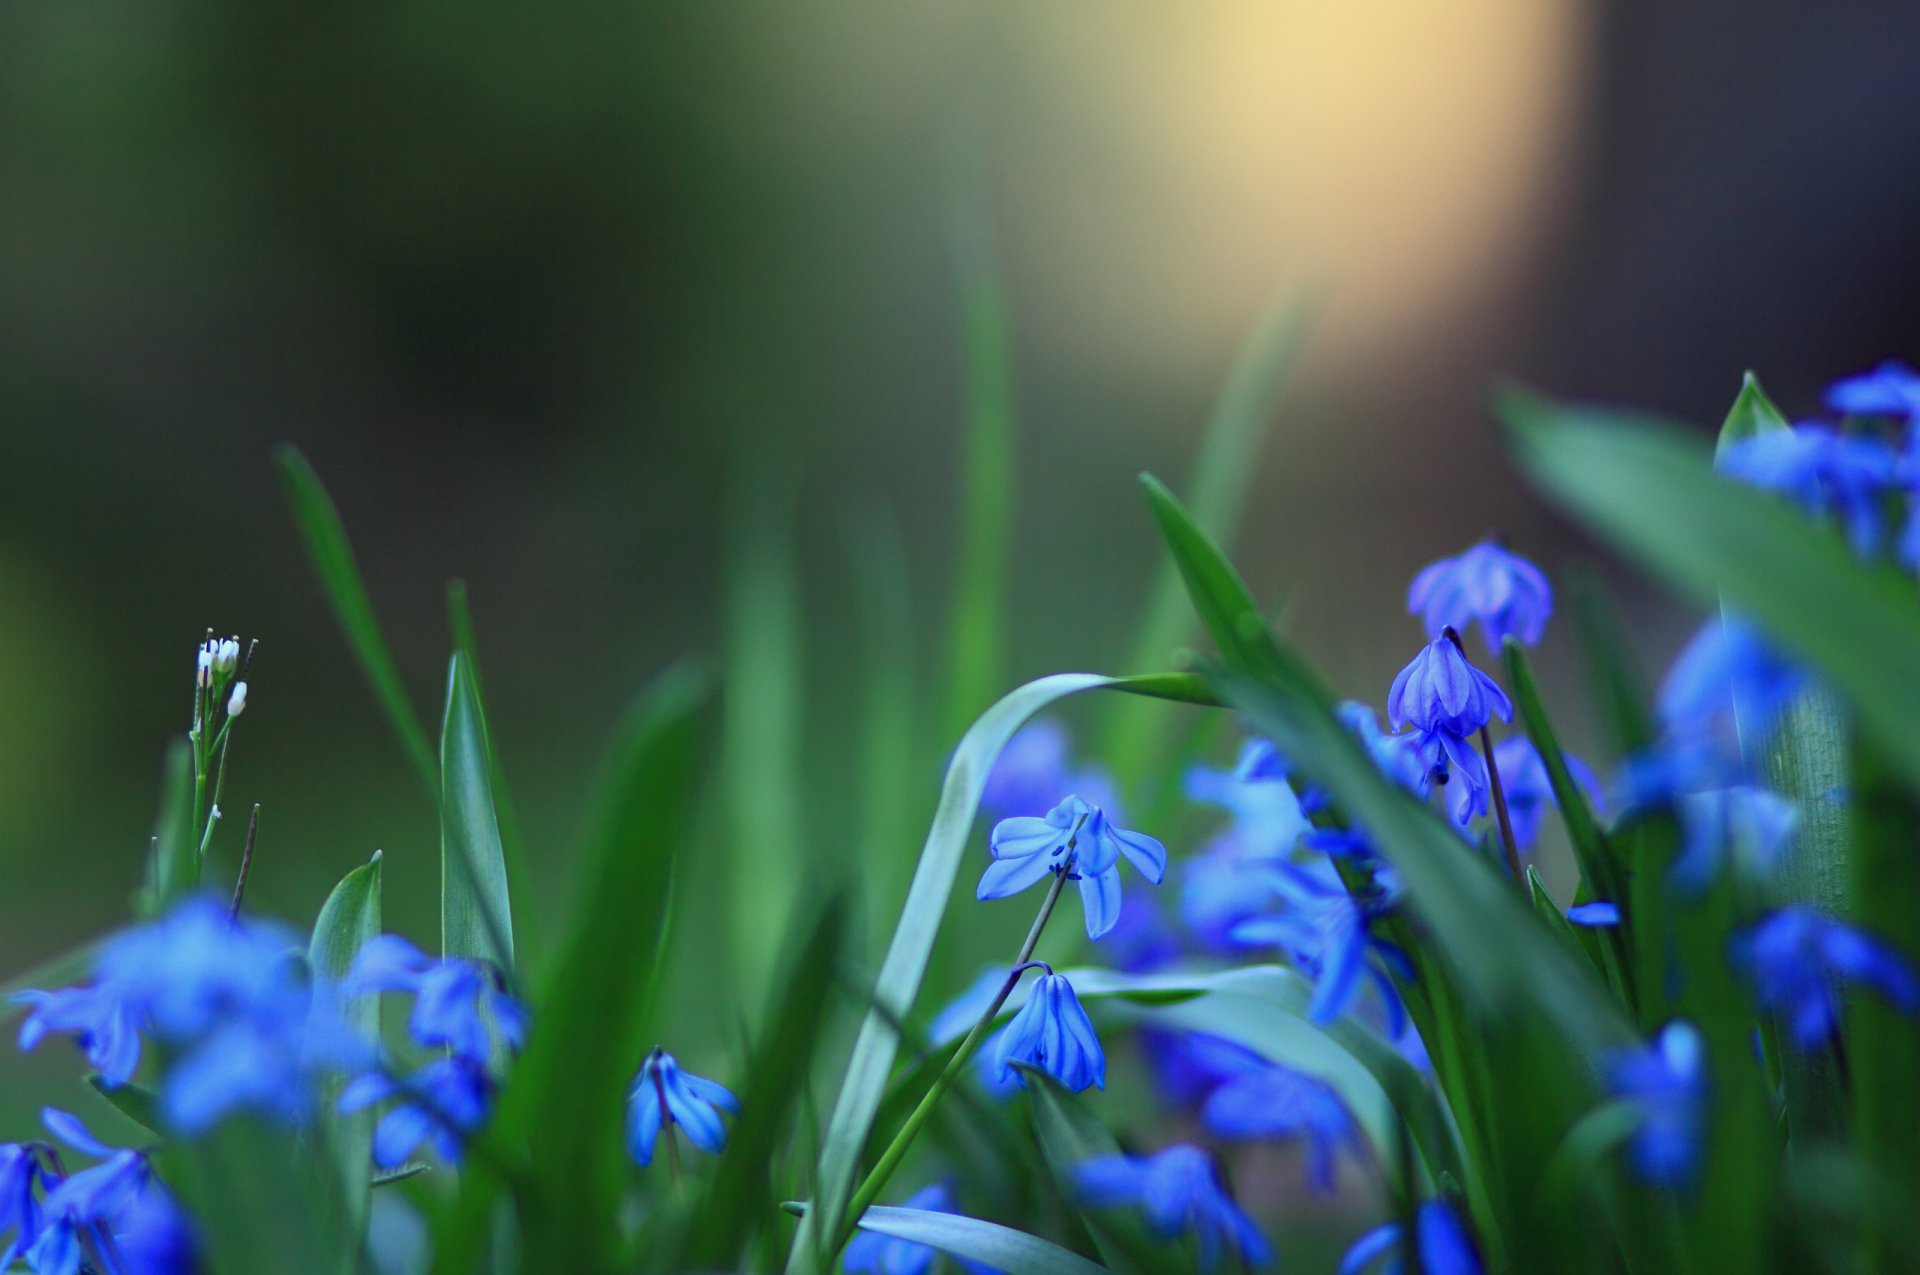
[3,0,1919,1245]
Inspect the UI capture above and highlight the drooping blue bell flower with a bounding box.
[624,1048,740,1167]
[1137,1030,1266,1110]
[345,934,527,1064]
[988,970,1104,1094]
[1231,863,1410,1030]
[977,796,1166,941]
[1185,739,1311,859]
[1339,1198,1483,1275]
[340,1055,497,1169]
[1388,637,1513,739]
[1075,1144,1272,1272]
[1605,1021,1707,1189]
[1408,540,1553,652]
[1202,1063,1365,1194]
[1827,360,1920,422]
[0,1143,46,1267]
[1733,909,1920,1050]
[1669,786,1799,895]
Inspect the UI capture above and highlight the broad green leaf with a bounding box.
[87,1075,162,1137]
[0,939,102,1026]
[679,894,851,1270]
[308,850,384,1245]
[1108,295,1313,788]
[785,672,1221,1274]
[944,179,1016,736]
[852,1206,1109,1275]
[275,445,437,796]
[140,738,196,914]
[1501,389,1920,795]
[447,580,538,965]
[721,460,807,1006]
[433,662,710,1275]
[1138,476,1289,681]
[439,652,513,976]
[1504,638,1625,908]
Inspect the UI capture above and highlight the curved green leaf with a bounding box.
[87,1075,161,1138]
[786,672,1221,1274]
[854,1206,1109,1275]
[308,850,384,1241]
[439,652,513,976]
[275,446,436,795]
[1714,370,1790,457]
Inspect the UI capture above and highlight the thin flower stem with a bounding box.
[228,806,261,921]
[1477,726,1523,883]
[197,726,236,864]
[832,851,1076,1257]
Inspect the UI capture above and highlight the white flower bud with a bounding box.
[216,639,240,673]
[196,643,215,688]
[227,681,248,717]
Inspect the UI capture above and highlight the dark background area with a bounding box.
[2,1,1916,994]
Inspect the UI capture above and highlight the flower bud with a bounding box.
[196,643,215,688]
[216,639,240,674]
[227,681,248,717]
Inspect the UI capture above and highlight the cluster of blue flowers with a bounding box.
[0,1109,192,1275]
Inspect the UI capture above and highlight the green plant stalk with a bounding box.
[832,859,1074,1259]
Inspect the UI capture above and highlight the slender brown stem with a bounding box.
[228,805,261,921]
[1477,727,1523,884]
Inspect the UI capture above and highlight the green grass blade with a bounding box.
[722,461,808,1007]
[439,653,513,976]
[1137,475,1290,680]
[1501,388,1920,794]
[447,581,539,967]
[436,662,710,1275]
[1714,370,1790,457]
[275,445,436,796]
[1504,638,1624,906]
[87,1075,162,1137]
[1108,295,1312,787]
[785,672,1218,1274]
[943,189,1016,737]
[140,737,196,914]
[308,850,384,1244]
[679,893,851,1269]
[849,1206,1109,1275]
[851,510,920,952]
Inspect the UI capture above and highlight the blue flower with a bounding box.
[1339,1199,1483,1275]
[1338,702,1430,798]
[1733,909,1920,1049]
[987,971,1104,1093]
[1180,848,1279,954]
[27,1109,190,1275]
[341,1055,496,1168]
[91,895,301,1041]
[1718,426,1900,556]
[1567,902,1621,927]
[1408,540,1553,651]
[346,934,527,1063]
[977,796,1166,942]
[1491,737,1602,851]
[1185,740,1311,858]
[1605,1021,1707,1189]
[843,1182,1003,1275]
[1137,1030,1266,1109]
[0,1143,46,1266]
[625,1048,739,1167]
[1669,786,1799,895]
[1074,1144,1271,1272]
[12,984,143,1088]
[1387,638,1513,738]
[1656,615,1806,746]
[1827,360,1920,422]
[1230,863,1409,1030]
[1202,1064,1365,1194]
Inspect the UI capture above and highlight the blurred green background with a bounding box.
[3,0,1918,1146]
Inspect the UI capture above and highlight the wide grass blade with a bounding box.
[1501,389,1920,794]
[433,662,710,1275]
[448,580,539,964]
[275,445,437,796]
[943,185,1016,737]
[721,461,808,1006]
[439,653,514,976]
[308,850,384,1245]
[141,737,197,914]
[1108,295,1313,788]
[785,672,1221,1274]
[850,1205,1110,1275]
